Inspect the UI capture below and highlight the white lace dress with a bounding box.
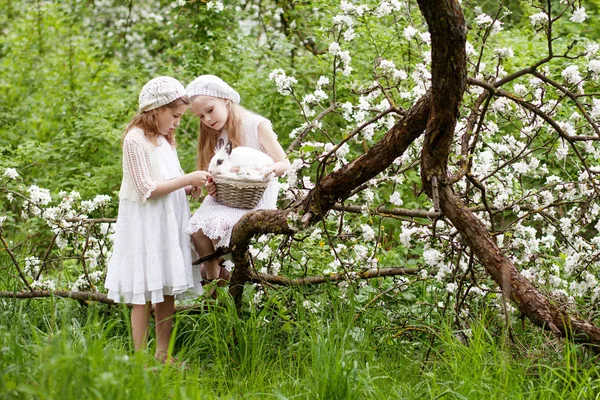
[106,136,203,304]
[187,112,279,248]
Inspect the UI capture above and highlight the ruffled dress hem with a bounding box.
[107,284,202,305]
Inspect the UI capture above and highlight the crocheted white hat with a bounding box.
[138,76,187,112]
[186,75,241,104]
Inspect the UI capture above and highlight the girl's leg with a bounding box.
[191,230,221,280]
[154,295,175,361]
[131,303,151,352]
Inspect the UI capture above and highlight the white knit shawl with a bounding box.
[119,127,162,203]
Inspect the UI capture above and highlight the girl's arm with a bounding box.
[149,171,211,199]
[257,122,291,177]
[124,137,211,201]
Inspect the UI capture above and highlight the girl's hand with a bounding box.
[206,176,217,196]
[190,185,202,199]
[262,165,277,179]
[187,170,211,187]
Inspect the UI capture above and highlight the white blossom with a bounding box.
[219,259,234,272]
[31,279,56,291]
[423,248,443,267]
[556,141,570,160]
[591,99,600,120]
[268,69,297,95]
[529,12,547,26]
[329,42,341,55]
[586,43,599,58]
[494,47,514,59]
[474,13,493,26]
[561,65,582,84]
[446,282,458,293]
[206,1,224,12]
[570,7,587,23]
[28,185,52,206]
[317,76,329,87]
[513,84,528,96]
[4,168,19,180]
[24,256,41,277]
[588,59,600,75]
[389,192,403,206]
[360,224,376,241]
[354,244,369,259]
[403,26,418,41]
[375,2,393,17]
[333,15,354,27]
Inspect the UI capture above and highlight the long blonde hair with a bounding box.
[123,96,190,146]
[197,100,244,171]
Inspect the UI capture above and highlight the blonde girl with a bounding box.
[186,75,290,285]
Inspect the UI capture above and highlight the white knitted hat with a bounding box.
[186,75,241,104]
[138,76,187,112]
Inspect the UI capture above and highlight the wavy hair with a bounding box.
[196,100,245,171]
[124,96,190,146]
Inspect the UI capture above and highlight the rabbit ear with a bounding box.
[216,138,225,150]
[224,141,232,155]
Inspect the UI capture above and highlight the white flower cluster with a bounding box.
[31,279,56,291]
[24,256,41,278]
[376,59,408,81]
[3,176,115,293]
[529,12,547,26]
[302,299,321,313]
[474,13,503,35]
[589,60,600,78]
[561,65,582,84]
[206,1,224,12]
[301,76,330,117]
[570,7,587,23]
[71,270,104,292]
[591,99,600,120]
[375,0,403,17]
[329,42,352,76]
[4,168,19,180]
[494,47,514,60]
[340,0,366,16]
[333,14,356,42]
[389,191,403,206]
[268,69,297,95]
[403,26,418,41]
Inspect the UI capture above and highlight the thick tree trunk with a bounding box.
[440,187,600,345]
[417,0,600,348]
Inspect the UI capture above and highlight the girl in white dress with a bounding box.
[185,75,290,284]
[105,76,209,362]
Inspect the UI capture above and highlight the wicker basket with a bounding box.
[213,174,270,209]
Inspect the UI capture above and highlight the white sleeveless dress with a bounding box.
[106,136,203,304]
[187,112,279,248]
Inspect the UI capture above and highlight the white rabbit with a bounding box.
[208,140,274,179]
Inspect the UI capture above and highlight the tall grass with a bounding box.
[1,287,600,399]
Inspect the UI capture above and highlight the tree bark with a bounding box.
[439,187,600,345]
[416,0,600,348]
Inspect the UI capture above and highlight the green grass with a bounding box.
[1,290,600,399]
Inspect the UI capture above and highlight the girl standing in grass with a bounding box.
[105,76,208,362]
[185,75,290,285]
